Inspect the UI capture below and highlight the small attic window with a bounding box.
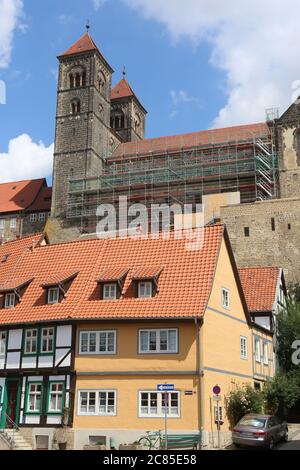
[1,254,10,263]
[12,186,17,190]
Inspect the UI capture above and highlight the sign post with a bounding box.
[213,385,221,449]
[157,384,174,450]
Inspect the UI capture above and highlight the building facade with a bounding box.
[0,179,51,242]
[0,226,278,450]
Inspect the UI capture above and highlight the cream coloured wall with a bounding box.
[73,375,199,431]
[75,322,197,373]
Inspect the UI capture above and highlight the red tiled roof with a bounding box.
[27,187,52,212]
[97,267,129,283]
[131,266,164,280]
[0,277,33,293]
[112,122,270,160]
[0,233,46,284]
[239,267,281,313]
[111,79,135,100]
[0,179,46,214]
[41,272,78,288]
[0,225,226,325]
[60,32,99,56]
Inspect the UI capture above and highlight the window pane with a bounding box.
[88,392,96,413]
[149,331,157,351]
[89,333,96,352]
[80,392,87,412]
[160,330,168,351]
[81,333,88,353]
[168,330,177,351]
[140,331,148,351]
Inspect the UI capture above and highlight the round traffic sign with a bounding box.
[213,385,221,395]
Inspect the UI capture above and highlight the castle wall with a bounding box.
[220,198,300,284]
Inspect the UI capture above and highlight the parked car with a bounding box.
[232,414,288,450]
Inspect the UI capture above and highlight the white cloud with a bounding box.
[0,0,24,69]
[91,0,107,11]
[170,89,199,107]
[123,0,300,127]
[0,134,54,183]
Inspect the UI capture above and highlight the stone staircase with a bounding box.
[0,428,32,450]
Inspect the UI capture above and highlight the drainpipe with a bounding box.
[195,318,204,448]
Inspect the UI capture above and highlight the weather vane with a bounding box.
[86,20,90,32]
[123,66,126,78]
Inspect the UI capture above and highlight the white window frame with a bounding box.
[139,329,178,354]
[77,390,117,416]
[30,213,37,223]
[221,288,230,309]
[4,292,15,309]
[255,338,261,363]
[0,331,7,356]
[41,327,55,353]
[263,342,269,365]
[48,287,60,305]
[38,212,46,222]
[138,281,153,298]
[79,330,116,355]
[24,329,38,355]
[240,336,248,360]
[138,391,180,418]
[48,382,64,413]
[10,218,17,229]
[26,382,42,413]
[103,283,117,300]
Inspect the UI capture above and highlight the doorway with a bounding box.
[3,379,20,428]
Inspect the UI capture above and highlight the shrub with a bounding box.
[263,371,300,419]
[225,384,263,428]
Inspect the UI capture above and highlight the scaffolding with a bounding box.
[66,126,279,232]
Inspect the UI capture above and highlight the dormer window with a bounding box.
[41,272,78,305]
[138,281,152,298]
[103,283,117,300]
[97,268,129,300]
[48,287,60,305]
[0,278,33,309]
[4,292,15,309]
[131,266,164,299]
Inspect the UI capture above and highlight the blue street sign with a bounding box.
[157,384,175,392]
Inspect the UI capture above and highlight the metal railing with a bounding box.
[0,413,19,449]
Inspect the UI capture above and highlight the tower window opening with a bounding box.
[75,73,81,87]
[71,100,81,115]
[82,72,86,87]
[271,218,275,232]
[70,74,75,88]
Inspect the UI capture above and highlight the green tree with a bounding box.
[263,372,300,419]
[277,302,300,372]
[225,384,263,428]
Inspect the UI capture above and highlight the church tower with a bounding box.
[51,32,114,220]
[110,78,147,142]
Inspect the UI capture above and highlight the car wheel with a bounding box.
[283,432,289,443]
[268,438,274,450]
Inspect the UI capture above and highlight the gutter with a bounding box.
[195,317,204,446]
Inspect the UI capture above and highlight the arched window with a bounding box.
[71,99,80,115]
[98,72,106,95]
[82,72,86,87]
[70,74,75,89]
[110,109,125,130]
[75,73,81,88]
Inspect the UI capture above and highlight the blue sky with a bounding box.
[1,0,300,183]
[0,0,223,149]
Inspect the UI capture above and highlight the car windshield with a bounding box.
[238,417,266,428]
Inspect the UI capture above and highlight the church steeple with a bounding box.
[110,78,147,142]
[60,32,99,57]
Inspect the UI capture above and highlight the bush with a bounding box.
[225,384,263,428]
[263,371,300,419]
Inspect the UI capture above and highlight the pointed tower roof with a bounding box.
[111,78,147,113]
[60,32,99,57]
[59,32,114,72]
[111,78,135,100]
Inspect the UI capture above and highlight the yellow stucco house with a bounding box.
[0,226,279,449]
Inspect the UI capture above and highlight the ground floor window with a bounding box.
[47,382,64,414]
[26,382,43,414]
[78,390,116,416]
[139,391,180,418]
